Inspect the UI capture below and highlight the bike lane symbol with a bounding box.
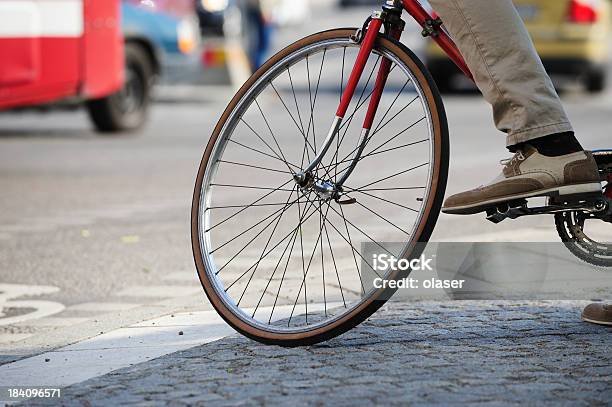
[0,284,65,326]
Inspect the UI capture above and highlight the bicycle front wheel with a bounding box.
[192,29,449,346]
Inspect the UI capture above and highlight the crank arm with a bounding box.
[486,198,609,224]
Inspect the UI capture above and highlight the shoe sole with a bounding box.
[442,182,602,215]
[581,315,612,326]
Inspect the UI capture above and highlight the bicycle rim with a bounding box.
[192,29,449,345]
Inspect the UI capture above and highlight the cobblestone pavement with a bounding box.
[23,300,611,406]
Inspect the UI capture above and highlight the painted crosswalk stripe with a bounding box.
[0,310,231,388]
[0,303,338,389]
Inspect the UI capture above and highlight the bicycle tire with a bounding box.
[191,28,450,346]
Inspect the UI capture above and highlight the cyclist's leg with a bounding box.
[428,0,573,148]
[427,0,601,214]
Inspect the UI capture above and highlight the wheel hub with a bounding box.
[294,171,339,201]
[313,181,336,200]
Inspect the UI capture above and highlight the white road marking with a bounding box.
[115,286,201,298]
[0,301,65,327]
[0,303,340,388]
[0,284,65,326]
[0,310,231,388]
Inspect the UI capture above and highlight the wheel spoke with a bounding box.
[237,187,297,306]
[217,160,293,175]
[343,185,420,213]
[224,197,319,290]
[208,201,300,210]
[324,136,429,179]
[206,179,294,233]
[268,227,300,323]
[287,66,307,141]
[269,81,317,156]
[308,194,397,260]
[254,100,294,174]
[252,225,299,319]
[326,116,427,177]
[337,204,365,293]
[323,219,346,307]
[240,118,292,172]
[210,184,294,192]
[366,117,427,157]
[228,139,302,170]
[371,96,419,136]
[288,201,332,326]
[371,79,411,135]
[214,191,298,267]
[354,200,412,235]
[353,186,425,193]
[301,194,385,282]
[305,50,326,153]
[356,162,429,191]
[296,190,308,323]
[319,204,327,317]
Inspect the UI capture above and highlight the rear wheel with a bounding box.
[87,44,153,133]
[555,151,612,267]
[192,29,449,346]
[555,207,612,267]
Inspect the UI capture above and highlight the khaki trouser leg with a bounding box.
[427,0,573,146]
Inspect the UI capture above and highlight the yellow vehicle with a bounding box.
[426,0,611,92]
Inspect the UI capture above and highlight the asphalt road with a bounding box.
[1,2,611,359]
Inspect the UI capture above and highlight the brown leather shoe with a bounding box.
[582,303,612,326]
[442,146,601,215]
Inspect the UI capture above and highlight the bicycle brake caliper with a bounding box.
[351,16,372,44]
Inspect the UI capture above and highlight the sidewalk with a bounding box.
[17,300,611,406]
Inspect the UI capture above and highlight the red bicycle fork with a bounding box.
[297,0,473,188]
[300,16,387,177]
[336,0,474,128]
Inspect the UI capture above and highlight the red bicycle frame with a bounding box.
[339,0,473,124]
[297,0,473,187]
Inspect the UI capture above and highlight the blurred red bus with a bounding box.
[0,0,149,133]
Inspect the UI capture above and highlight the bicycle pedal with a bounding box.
[485,199,528,224]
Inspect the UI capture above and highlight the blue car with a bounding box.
[87,2,199,132]
[122,2,199,84]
